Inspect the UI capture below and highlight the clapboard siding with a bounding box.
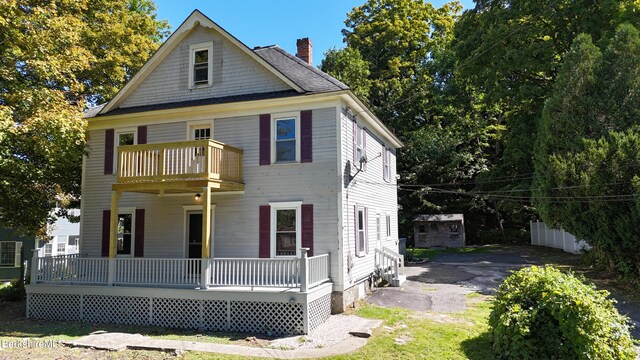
[213,107,341,287]
[121,25,291,109]
[339,107,399,291]
[81,107,342,287]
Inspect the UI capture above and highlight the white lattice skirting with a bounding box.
[26,283,332,335]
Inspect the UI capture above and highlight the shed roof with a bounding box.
[413,214,464,222]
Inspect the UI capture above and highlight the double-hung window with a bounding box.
[270,202,302,257]
[386,214,392,238]
[114,128,136,171]
[189,42,214,88]
[354,126,366,169]
[274,115,298,163]
[116,209,135,256]
[57,242,66,255]
[383,147,390,181]
[44,243,52,257]
[0,242,20,267]
[356,206,367,256]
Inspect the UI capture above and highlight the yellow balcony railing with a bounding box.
[116,140,243,185]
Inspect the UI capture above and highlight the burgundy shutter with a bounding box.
[137,126,147,144]
[104,129,114,175]
[301,204,313,256]
[259,205,270,258]
[101,210,111,257]
[259,114,271,165]
[354,206,359,254]
[300,110,312,163]
[134,209,145,257]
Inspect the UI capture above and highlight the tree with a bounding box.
[534,24,640,277]
[0,0,168,237]
[321,47,372,101]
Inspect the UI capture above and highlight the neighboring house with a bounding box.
[0,222,34,281]
[36,210,81,258]
[26,10,403,335]
[414,214,465,248]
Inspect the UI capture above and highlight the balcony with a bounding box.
[113,139,243,194]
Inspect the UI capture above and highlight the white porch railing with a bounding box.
[209,258,300,287]
[31,250,331,291]
[34,255,108,284]
[113,258,201,287]
[375,247,405,287]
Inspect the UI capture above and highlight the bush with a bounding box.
[489,266,636,360]
[0,279,25,302]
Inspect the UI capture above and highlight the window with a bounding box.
[357,207,367,256]
[116,210,135,256]
[274,116,298,163]
[68,235,80,246]
[57,242,66,254]
[270,202,301,257]
[383,147,390,181]
[386,214,392,238]
[44,243,52,257]
[189,42,213,88]
[0,242,16,267]
[114,128,136,170]
[354,126,367,170]
[418,225,426,233]
[430,223,438,231]
[193,127,211,140]
[449,224,460,234]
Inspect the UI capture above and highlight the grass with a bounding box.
[405,244,498,262]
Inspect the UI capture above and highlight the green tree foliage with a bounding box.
[453,0,640,206]
[534,24,640,277]
[323,0,512,239]
[490,266,636,360]
[0,0,168,236]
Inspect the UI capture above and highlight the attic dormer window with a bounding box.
[189,42,214,88]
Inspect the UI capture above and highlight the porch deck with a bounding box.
[27,253,332,335]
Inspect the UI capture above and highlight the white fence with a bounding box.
[32,251,331,291]
[530,220,591,254]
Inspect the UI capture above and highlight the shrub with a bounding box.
[0,279,25,302]
[489,266,636,360]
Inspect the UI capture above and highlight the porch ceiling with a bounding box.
[111,179,244,194]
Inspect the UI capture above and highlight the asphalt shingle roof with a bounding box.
[253,45,349,93]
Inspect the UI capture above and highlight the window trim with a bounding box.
[185,120,214,140]
[189,42,214,89]
[269,201,302,258]
[114,127,137,173]
[354,125,367,171]
[356,206,368,257]
[386,213,392,239]
[271,112,301,164]
[383,147,390,182]
[115,207,136,258]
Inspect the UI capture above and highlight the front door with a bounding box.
[187,212,203,259]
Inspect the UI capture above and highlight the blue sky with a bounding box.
[154,1,474,66]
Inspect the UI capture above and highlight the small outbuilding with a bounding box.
[413,214,465,248]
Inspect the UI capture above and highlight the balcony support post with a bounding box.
[200,186,212,288]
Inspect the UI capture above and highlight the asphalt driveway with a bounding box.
[366,246,640,343]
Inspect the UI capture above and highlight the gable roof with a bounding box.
[99,9,307,115]
[413,214,464,222]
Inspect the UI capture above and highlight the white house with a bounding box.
[37,210,81,258]
[26,10,404,335]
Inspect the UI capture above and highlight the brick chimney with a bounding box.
[296,38,312,65]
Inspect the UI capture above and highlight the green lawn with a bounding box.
[405,244,496,262]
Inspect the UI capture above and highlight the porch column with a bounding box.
[108,191,121,285]
[201,186,212,288]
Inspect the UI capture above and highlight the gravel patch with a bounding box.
[269,314,380,350]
